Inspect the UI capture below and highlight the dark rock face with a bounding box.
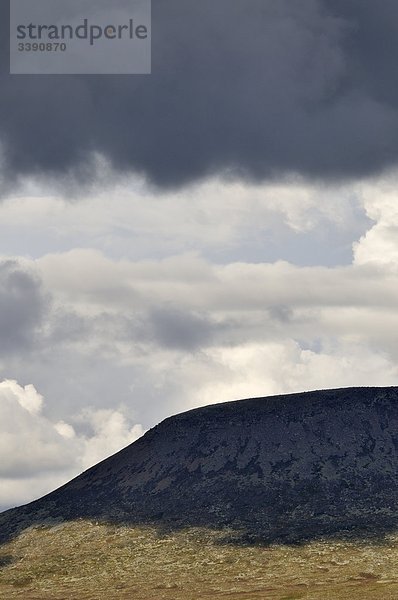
[2,387,398,543]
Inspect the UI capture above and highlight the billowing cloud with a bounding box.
[2,2,398,188]
[192,340,398,408]
[78,409,145,471]
[353,176,398,269]
[0,380,144,509]
[0,172,397,509]
[0,380,78,479]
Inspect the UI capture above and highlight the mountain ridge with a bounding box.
[2,386,398,545]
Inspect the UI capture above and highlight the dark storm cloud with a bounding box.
[1,0,398,188]
[0,261,46,353]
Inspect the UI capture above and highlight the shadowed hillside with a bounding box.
[2,387,398,545]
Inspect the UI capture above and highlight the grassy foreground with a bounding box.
[1,520,398,599]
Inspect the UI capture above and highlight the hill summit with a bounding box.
[2,386,398,544]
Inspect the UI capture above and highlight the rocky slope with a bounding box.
[2,386,398,544]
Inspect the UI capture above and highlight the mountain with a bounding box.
[2,386,398,545]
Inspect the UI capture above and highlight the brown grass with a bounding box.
[1,520,398,599]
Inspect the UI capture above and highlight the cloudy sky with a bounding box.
[2,0,398,511]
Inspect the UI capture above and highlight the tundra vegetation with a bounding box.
[1,519,398,599]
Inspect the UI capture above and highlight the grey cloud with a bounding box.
[45,304,218,355]
[148,307,215,351]
[0,261,47,354]
[66,308,217,353]
[268,305,293,323]
[1,1,398,188]
[48,310,90,346]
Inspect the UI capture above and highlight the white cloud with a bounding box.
[0,380,43,415]
[54,421,76,439]
[354,175,398,269]
[139,340,398,414]
[1,172,398,510]
[78,409,145,471]
[0,380,78,480]
[0,380,144,509]
[194,340,398,407]
[0,175,365,265]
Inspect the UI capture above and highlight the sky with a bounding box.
[2,0,398,510]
